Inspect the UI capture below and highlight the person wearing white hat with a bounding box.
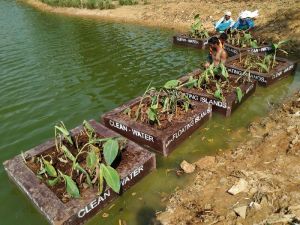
[214,11,235,33]
[232,10,258,31]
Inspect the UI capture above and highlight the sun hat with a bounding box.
[240,10,259,19]
[224,11,232,16]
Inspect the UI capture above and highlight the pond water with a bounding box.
[0,0,299,224]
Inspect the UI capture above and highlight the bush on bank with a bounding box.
[118,0,138,5]
[41,0,115,9]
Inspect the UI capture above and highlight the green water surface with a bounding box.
[0,0,299,224]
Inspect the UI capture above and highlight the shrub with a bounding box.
[119,0,138,6]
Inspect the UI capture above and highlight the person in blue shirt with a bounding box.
[232,10,258,31]
[215,11,235,33]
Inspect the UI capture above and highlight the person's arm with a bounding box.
[220,50,228,64]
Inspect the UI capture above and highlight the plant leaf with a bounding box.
[98,165,104,194]
[236,87,243,103]
[86,149,98,170]
[63,174,80,198]
[256,63,269,73]
[103,139,119,166]
[74,163,92,186]
[101,164,121,193]
[61,145,76,162]
[164,80,180,89]
[43,159,57,177]
[48,176,60,186]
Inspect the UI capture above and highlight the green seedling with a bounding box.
[190,14,209,39]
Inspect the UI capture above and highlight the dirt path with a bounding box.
[156,91,300,225]
[23,0,300,53]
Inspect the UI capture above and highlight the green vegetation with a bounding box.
[27,121,125,200]
[119,0,138,5]
[41,0,115,9]
[182,64,247,103]
[228,31,258,48]
[239,41,288,73]
[123,81,192,128]
[190,14,209,39]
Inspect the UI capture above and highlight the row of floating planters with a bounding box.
[4,33,297,225]
[2,63,258,224]
[173,33,297,86]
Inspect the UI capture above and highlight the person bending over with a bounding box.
[204,36,227,68]
[215,11,235,33]
[232,10,258,31]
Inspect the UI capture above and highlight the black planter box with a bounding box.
[225,52,297,86]
[178,70,256,117]
[173,34,208,49]
[101,98,212,156]
[3,120,156,225]
[224,43,273,57]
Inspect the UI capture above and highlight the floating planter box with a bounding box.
[224,43,273,57]
[225,52,297,86]
[173,34,208,49]
[3,120,156,225]
[178,70,256,117]
[102,98,212,156]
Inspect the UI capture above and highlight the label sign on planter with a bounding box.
[178,71,257,117]
[3,120,156,225]
[227,67,267,84]
[173,35,206,49]
[186,93,228,109]
[77,165,144,219]
[224,43,273,57]
[165,108,212,148]
[102,97,212,156]
[225,52,297,86]
[109,120,155,142]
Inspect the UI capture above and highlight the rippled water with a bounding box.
[0,0,299,225]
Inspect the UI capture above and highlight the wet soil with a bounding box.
[156,91,300,225]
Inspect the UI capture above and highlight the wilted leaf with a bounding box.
[74,163,92,186]
[48,176,60,186]
[236,87,243,103]
[63,174,80,198]
[256,63,269,73]
[43,159,57,177]
[103,139,119,166]
[61,145,75,162]
[87,149,98,170]
[101,164,121,193]
[164,80,180,89]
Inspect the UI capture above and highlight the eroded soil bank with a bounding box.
[156,91,300,225]
[22,0,300,53]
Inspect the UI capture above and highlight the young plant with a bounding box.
[271,40,288,68]
[29,120,124,200]
[55,121,73,152]
[190,14,209,39]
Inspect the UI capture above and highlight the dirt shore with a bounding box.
[156,91,300,225]
[22,0,300,53]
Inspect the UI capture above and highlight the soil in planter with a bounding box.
[229,54,290,74]
[120,98,195,130]
[26,132,126,203]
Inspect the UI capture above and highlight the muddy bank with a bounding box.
[156,91,300,225]
[22,0,300,54]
